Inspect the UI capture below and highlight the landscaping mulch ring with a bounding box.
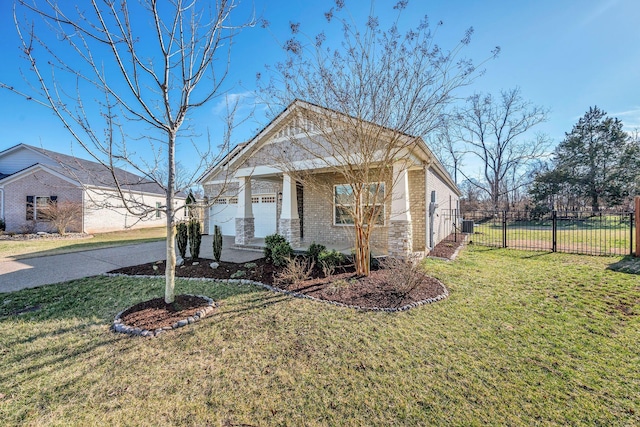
[109,242,462,335]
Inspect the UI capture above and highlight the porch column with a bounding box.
[279,173,300,248]
[388,161,413,257]
[235,176,254,245]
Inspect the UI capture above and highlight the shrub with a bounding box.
[264,233,287,261]
[271,241,293,267]
[243,262,257,269]
[212,225,223,262]
[230,270,246,279]
[39,200,82,235]
[318,249,344,278]
[176,222,188,259]
[380,254,427,296]
[188,219,202,259]
[306,242,326,263]
[274,257,315,287]
[0,218,5,232]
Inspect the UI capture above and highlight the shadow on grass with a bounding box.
[607,256,640,275]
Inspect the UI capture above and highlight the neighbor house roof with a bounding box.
[0,143,171,197]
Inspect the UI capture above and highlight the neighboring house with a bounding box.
[0,143,185,233]
[198,100,461,257]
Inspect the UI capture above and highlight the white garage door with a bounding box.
[209,198,236,236]
[209,194,277,238]
[253,194,277,238]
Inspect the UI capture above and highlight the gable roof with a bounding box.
[0,143,169,196]
[198,100,460,195]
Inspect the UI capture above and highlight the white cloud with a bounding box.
[211,91,256,115]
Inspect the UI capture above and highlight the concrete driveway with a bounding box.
[0,236,261,293]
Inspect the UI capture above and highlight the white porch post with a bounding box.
[279,173,300,247]
[235,176,254,245]
[389,161,413,257]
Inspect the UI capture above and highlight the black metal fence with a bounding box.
[459,210,636,256]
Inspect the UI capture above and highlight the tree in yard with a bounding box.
[532,106,637,211]
[259,1,498,275]
[39,199,83,235]
[452,87,550,211]
[3,0,253,303]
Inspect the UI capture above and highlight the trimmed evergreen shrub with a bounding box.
[212,225,223,262]
[271,241,293,267]
[176,222,188,259]
[306,242,326,263]
[318,249,344,269]
[188,219,202,259]
[264,233,288,262]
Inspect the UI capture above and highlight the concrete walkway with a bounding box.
[0,236,261,293]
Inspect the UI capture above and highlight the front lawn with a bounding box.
[0,227,166,260]
[0,246,638,426]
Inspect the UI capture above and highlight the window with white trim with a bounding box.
[333,183,385,226]
[155,202,162,218]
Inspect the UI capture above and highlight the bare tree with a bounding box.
[259,1,497,275]
[39,200,83,235]
[2,0,253,303]
[453,87,550,211]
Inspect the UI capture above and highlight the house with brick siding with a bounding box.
[198,100,461,257]
[0,143,185,233]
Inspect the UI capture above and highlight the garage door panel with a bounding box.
[253,194,277,238]
[209,201,236,236]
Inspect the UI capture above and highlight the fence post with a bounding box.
[552,210,557,252]
[502,211,507,248]
[635,196,640,257]
[630,212,635,256]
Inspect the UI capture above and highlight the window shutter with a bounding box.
[26,196,34,221]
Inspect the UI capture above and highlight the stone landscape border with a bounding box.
[105,273,450,335]
[112,293,217,337]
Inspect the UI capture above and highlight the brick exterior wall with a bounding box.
[2,170,82,233]
[408,169,426,251]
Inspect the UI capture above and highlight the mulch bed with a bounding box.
[109,238,463,335]
[119,294,212,330]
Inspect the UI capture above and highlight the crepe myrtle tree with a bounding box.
[2,0,253,303]
[258,0,498,275]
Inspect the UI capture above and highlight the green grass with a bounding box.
[0,227,166,260]
[1,246,638,426]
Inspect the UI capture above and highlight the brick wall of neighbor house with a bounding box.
[408,169,426,251]
[3,171,83,233]
[83,187,183,233]
[427,166,460,247]
[302,172,390,255]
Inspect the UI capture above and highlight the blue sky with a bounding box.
[1,0,639,182]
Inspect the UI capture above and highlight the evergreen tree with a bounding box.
[545,106,634,211]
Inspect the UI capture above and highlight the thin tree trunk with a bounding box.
[165,131,177,304]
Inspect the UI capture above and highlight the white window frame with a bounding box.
[333,183,385,226]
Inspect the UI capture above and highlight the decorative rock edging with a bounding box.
[104,274,449,313]
[112,294,217,337]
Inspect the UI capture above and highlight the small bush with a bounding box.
[380,255,427,296]
[212,225,223,262]
[271,241,293,267]
[0,218,6,232]
[230,270,246,279]
[243,262,257,269]
[176,222,188,259]
[274,257,315,287]
[306,242,326,263]
[188,219,202,259]
[318,249,344,278]
[264,233,288,261]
